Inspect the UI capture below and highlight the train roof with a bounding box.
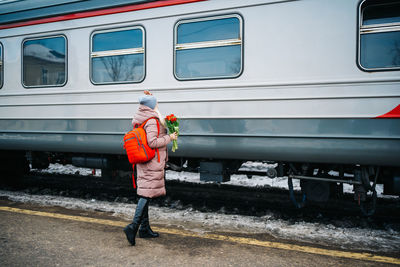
[0,0,157,25]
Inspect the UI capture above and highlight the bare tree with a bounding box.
[392,40,400,66]
[100,56,124,81]
[100,55,142,82]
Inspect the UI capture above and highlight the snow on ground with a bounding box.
[166,170,300,190]
[32,162,298,190]
[32,162,396,198]
[32,163,102,177]
[0,189,399,253]
[8,162,400,252]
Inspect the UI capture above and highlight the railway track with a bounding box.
[1,171,399,231]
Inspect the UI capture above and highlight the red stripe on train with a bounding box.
[0,0,206,30]
[376,104,400,118]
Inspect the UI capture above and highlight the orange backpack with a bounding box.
[123,117,160,188]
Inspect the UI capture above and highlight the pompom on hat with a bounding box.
[139,94,157,109]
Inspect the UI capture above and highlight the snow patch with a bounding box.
[0,189,398,253]
[24,43,65,63]
[32,163,101,177]
[33,163,396,199]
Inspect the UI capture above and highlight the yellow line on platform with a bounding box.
[1,206,399,265]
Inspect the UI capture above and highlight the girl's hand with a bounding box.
[169,132,178,140]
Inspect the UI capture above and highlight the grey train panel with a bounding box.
[1,118,398,139]
[0,118,399,166]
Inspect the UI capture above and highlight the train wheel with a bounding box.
[355,167,380,216]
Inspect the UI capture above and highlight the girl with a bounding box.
[124,91,178,246]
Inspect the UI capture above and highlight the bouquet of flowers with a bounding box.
[165,114,179,152]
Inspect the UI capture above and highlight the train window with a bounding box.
[22,36,67,87]
[174,15,243,80]
[90,27,145,84]
[362,1,400,25]
[359,0,400,71]
[0,43,3,89]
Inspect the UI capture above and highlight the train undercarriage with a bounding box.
[1,150,399,216]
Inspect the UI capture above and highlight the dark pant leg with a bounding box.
[132,197,149,225]
[140,201,150,228]
[124,197,149,246]
[138,198,159,238]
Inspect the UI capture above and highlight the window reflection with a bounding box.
[363,3,400,25]
[178,17,240,44]
[175,15,242,80]
[92,54,144,83]
[91,27,144,84]
[361,32,400,69]
[23,36,66,87]
[360,1,400,70]
[0,44,2,88]
[92,29,143,52]
[176,46,241,79]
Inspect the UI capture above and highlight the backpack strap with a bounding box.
[138,117,158,129]
[132,164,136,189]
[140,117,160,163]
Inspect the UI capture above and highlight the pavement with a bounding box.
[0,199,398,267]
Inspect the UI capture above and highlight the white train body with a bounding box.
[0,0,399,167]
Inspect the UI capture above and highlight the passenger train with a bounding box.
[0,0,399,213]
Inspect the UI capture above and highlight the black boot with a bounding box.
[123,197,148,246]
[123,223,139,246]
[139,203,159,238]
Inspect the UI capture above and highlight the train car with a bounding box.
[0,0,399,213]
